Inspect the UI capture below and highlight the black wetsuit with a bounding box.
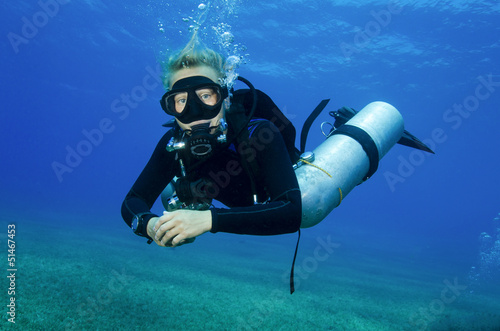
[121,91,302,241]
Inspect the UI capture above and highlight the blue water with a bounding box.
[1,0,499,328]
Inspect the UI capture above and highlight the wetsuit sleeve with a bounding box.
[210,121,302,235]
[121,131,177,239]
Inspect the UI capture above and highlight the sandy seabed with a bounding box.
[2,217,499,331]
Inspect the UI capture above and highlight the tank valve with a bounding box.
[293,151,315,170]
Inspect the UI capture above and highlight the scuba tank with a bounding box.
[295,101,404,228]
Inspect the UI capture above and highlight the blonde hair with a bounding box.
[163,31,226,88]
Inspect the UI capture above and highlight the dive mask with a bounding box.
[160,76,228,124]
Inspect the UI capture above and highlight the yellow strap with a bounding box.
[299,159,332,178]
[299,158,342,206]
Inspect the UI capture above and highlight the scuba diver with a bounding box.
[121,31,433,292]
[121,32,302,248]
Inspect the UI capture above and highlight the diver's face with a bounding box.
[170,66,227,132]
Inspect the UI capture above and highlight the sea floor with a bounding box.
[2,216,499,331]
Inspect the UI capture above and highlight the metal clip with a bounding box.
[217,134,227,144]
[166,137,186,152]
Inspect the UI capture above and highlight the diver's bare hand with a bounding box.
[148,210,212,247]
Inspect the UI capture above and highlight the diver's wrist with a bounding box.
[146,217,159,239]
[131,213,156,244]
[202,210,213,232]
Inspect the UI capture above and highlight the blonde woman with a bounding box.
[121,33,301,247]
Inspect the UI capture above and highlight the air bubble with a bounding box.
[198,3,207,10]
[221,31,234,44]
[226,55,241,68]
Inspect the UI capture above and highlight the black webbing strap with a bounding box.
[330,125,380,181]
[300,99,330,153]
[290,229,301,294]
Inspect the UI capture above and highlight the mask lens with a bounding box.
[195,87,221,107]
[165,92,188,114]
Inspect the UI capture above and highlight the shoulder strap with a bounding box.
[226,103,262,203]
[230,89,300,163]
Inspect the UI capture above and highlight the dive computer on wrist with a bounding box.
[131,213,153,244]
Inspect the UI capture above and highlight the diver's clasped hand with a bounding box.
[147,210,212,248]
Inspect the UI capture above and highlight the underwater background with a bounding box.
[1,0,500,330]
